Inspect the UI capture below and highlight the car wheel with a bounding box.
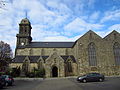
[99,78,103,82]
[83,79,87,83]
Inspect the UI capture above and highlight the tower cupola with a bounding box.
[16,18,32,47]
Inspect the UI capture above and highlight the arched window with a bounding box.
[66,59,72,72]
[25,26,27,33]
[22,59,29,73]
[88,42,97,66]
[38,60,43,69]
[20,26,24,34]
[113,42,120,65]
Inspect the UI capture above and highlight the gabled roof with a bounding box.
[77,30,102,41]
[61,55,76,63]
[12,56,26,63]
[12,55,76,63]
[103,30,120,39]
[12,56,49,63]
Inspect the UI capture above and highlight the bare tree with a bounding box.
[0,41,13,61]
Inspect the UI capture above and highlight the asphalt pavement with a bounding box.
[2,77,120,90]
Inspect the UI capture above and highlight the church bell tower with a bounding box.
[16,18,32,47]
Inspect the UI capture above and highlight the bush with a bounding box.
[22,68,45,78]
[5,68,12,75]
[27,68,45,78]
[35,68,45,78]
[28,72,35,78]
[11,67,21,77]
[0,72,5,76]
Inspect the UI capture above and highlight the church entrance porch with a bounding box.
[52,66,58,77]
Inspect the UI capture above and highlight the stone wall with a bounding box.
[76,31,120,76]
[16,48,73,56]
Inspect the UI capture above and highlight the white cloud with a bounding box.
[64,18,104,36]
[0,0,120,54]
[42,35,81,42]
[31,24,61,41]
[0,0,73,52]
[100,9,120,23]
[64,18,86,32]
[89,11,100,23]
[108,24,120,31]
[95,24,120,38]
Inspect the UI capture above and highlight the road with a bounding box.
[2,77,120,90]
[69,77,120,90]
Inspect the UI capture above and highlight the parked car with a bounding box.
[1,75,14,86]
[77,73,104,83]
[0,76,6,88]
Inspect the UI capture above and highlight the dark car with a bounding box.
[0,76,6,88]
[1,75,14,86]
[77,73,104,83]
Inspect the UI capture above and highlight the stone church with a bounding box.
[10,18,120,77]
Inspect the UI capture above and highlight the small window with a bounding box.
[25,27,27,33]
[114,33,117,39]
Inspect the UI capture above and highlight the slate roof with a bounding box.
[12,56,26,63]
[17,42,75,48]
[12,56,48,63]
[12,55,76,63]
[61,56,76,63]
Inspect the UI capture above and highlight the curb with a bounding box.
[14,78,44,81]
[14,76,120,81]
[14,76,78,81]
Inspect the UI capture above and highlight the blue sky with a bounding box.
[0,0,120,52]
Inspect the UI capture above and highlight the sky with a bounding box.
[0,0,120,53]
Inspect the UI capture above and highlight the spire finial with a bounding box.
[25,10,28,19]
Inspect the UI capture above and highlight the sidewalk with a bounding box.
[14,76,77,81]
[14,75,120,81]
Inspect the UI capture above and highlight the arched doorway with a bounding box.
[52,66,58,77]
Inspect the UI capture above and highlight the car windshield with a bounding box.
[87,73,100,76]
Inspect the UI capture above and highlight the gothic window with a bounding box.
[66,59,72,72]
[89,33,92,40]
[88,42,97,66]
[38,60,43,69]
[20,26,24,34]
[113,42,120,66]
[114,33,117,39]
[22,59,29,73]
